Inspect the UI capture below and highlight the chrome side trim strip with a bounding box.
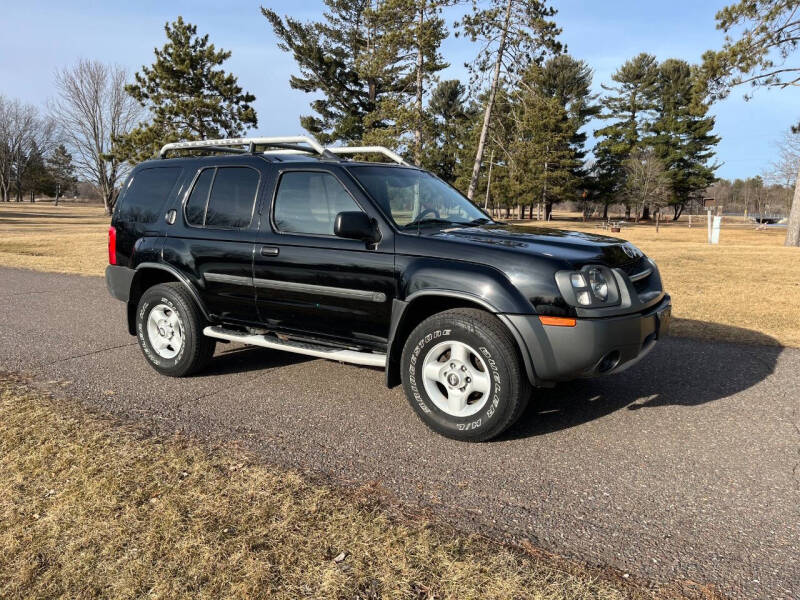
[205,272,253,286]
[203,326,387,368]
[253,277,386,303]
[629,267,653,282]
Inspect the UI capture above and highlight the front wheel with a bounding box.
[400,308,530,442]
[135,282,215,377]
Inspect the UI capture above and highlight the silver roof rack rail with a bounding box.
[159,136,410,165]
[325,146,409,165]
[159,136,326,159]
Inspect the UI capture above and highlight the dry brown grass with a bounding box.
[520,220,800,347]
[1,373,723,600]
[1,202,797,347]
[0,202,108,276]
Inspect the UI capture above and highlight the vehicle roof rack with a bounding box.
[159,136,410,166]
[325,146,408,165]
[159,136,330,159]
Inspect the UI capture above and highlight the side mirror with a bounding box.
[334,211,378,243]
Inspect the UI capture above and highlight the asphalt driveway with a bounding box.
[0,267,797,599]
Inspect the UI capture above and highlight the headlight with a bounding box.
[558,265,619,308]
[588,268,608,301]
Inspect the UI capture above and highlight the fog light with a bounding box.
[598,350,620,373]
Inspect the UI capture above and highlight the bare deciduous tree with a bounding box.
[0,96,58,202]
[50,59,140,214]
[623,147,669,221]
[767,130,800,189]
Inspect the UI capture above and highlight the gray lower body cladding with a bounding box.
[505,295,671,382]
[106,265,134,302]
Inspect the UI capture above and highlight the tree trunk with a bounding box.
[466,0,513,200]
[545,202,553,221]
[602,203,609,220]
[641,204,650,221]
[413,4,425,166]
[103,190,114,216]
[785,162,800,246]
[625,205,631,220]
[672,203,683,221]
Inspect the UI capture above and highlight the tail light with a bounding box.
[108,226,117,265]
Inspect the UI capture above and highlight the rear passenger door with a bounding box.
[163,163,264,324]
[253,168,395,349]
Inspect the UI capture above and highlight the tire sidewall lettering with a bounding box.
[407,323,506,434]
[137,294,187,369]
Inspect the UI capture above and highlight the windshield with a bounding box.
[350,166,491,229]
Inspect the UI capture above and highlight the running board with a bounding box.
[202,326,387,368]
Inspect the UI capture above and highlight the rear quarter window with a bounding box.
[117,166,183,224]
[183,166,260,229]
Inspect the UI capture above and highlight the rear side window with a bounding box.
[273,171,362,235]
[184,167,259,229]
[117,167,182,224]
[185,169,214,226]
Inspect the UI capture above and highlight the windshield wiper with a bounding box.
[401,217,459,229]
[463,217,493,226]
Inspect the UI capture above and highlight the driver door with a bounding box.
[253,168,396,350]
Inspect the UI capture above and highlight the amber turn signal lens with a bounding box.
[538,315,576,327]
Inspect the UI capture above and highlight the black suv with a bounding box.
[106,137,671,441]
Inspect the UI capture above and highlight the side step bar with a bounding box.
[203,326,387,368]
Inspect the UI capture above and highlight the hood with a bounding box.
[426,222,643,267]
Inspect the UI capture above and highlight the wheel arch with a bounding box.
[384,290,539,388]
[127,263,210,335]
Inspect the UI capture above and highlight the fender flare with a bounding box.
[384,289,539,388]
[127,262,211,334]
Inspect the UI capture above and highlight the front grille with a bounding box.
[618,256,653,294]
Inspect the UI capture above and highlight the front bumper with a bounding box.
[505,294,671,383]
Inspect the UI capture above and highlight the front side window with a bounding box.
[349,166,489,229]
[184,167,259,229]
[118,167,182,224]
[273,171,362,235]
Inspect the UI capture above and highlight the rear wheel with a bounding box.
[135,283,215,377]
[400,308,530,442]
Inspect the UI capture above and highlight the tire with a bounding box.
[400,308,530,442]
[135,282,216,377]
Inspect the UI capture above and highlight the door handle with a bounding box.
[260,246,279,257]
[165,209,177,225]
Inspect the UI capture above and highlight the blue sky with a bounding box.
[3,0,798,180]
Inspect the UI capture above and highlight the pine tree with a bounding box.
[265,0,451,157]
[594,53,660,217]
[358,0,452,156]
[21,144,48,201]
[535,55,599,181]
[508,63,582,220]
[458,0,562,200]
[398,0,452,164]
[424,80,476,183]
[114,17,257,163]
[650,59,719,220]
[264,1,403,145]
[47,144,76,205]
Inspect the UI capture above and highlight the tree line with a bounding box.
[1,0,799,245]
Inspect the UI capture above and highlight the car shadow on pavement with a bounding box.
[503,321,783,440]
[197,344,312,377]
